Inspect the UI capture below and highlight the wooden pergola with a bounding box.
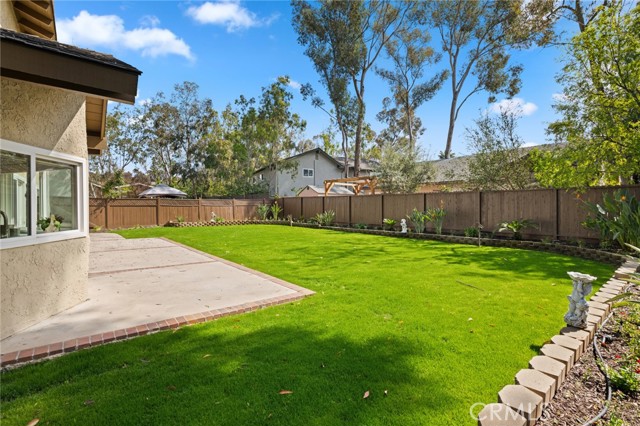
[324,176,378,196]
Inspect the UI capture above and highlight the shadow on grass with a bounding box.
[1,323,456,425]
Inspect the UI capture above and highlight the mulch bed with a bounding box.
[538,284,640,425]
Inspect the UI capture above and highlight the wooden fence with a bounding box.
[89,198,271,229]
[281,185,640,242]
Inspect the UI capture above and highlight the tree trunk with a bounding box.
[444,92,458,159]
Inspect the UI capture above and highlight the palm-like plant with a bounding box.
[497,219,538,240]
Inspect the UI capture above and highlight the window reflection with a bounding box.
[0,150,30,239]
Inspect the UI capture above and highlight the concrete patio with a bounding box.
[0,233,313,366]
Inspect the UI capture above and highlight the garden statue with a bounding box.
[45,214,58,233]
[564,272,597,328]
[210,212,216,222]
[400,219,408,233]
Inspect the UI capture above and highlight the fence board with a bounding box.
[425,192,479,233]
[301,197,324,219]
[283,198,302,220]
[481,189,555,238]
[383,194,425,223]
[325,196,350,224]
[351,195,382,226]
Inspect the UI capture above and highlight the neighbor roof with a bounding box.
[254,148,344,174]
[427,144,559,183]
[138,184,187,198]
[297,185,354,196]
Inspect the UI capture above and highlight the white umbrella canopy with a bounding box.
[138,184,187,198]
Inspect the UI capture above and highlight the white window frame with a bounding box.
[0,139,88,250]
[303,168,314,178]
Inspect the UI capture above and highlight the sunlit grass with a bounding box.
[0,225,614,425]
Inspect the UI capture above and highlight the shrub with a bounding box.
[270,202,282,220]
[407,208,427,233]
[426,207,446,234]
[38,214,63,231]
[497,219,538,240]
[175,215,185,224]
[582,190,640,249]
[314,210,336,227]
[383,218,397,231]
[257,204,270,220]
[354,223,368,229]
[464,227,480,238]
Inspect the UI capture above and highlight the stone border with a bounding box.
[0,239,314,369]
[166,220,628,265]
[477,259,639,426]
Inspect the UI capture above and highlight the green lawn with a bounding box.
[1,226,614,425]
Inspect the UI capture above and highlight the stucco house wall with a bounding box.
[261,150,343,197]
[0,78,89,338]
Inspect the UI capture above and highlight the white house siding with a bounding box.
[262,150,343,197]
[0,79,89,338]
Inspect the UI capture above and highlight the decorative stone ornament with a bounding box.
[400,219,408,233]
[564,272,597,328]
[45,214,58,233]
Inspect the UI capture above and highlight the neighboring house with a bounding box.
[0,1,141,338]
[334,156,379,178]
[297,185,354,197]
[254,148,345,197]
[419,144,556,193]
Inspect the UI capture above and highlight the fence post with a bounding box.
[300,197,304,220]
[478,191,482,226]
[348,196,352,226]
[104,198,109,229]
[381,194,385,226]
[322,196,325,214]
[232,198,236,221]
[156,198,160,226]
[198,198,202,222]
[554,189,560,241]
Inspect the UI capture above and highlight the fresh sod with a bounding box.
[1,225,614,425]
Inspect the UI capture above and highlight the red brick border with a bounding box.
[1,291,311,369]
[1,240,314,369]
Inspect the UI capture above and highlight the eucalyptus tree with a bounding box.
[426,0,554,159]
[376,4,447,151]
[292,0,412,176]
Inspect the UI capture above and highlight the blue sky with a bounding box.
[55,1,573,158]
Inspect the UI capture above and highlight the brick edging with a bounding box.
[477,259,639,425]
[0,243,314,369]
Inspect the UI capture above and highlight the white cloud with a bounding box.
[488,97,538,116]
[288,79,302,90]
[186,1,278,32]
[139,15,160,28]
[58,11,193,61]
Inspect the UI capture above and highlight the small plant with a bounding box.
[354,223,368,229]
[464,226,479,238]
[407,208,427,233]
[214,216,225,223]
[270,202,282,220]
[540,236,553,244]
[383,218,397,231]
[496,219,538,240]
[607,364,640,394]
[175,215,185,224]
[38,214,63,231]
[257,204,270,221]
[582,189,640,249]
[426,207,446,235]
[314,210,336,227]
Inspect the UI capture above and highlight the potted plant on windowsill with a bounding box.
[38,214,63,232]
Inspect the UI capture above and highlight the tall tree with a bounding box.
[533,2,640,187]
[426,0,554,159]
[376,5,447,151]
[376,144,432,194]
[292,0,411,176]
[465,109,532,191]
[143,82,217,197]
